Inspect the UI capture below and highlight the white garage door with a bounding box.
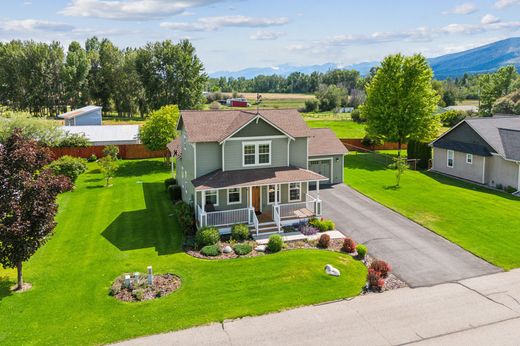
[309,159,331,185]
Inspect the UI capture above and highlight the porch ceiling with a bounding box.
[192,166,327,191]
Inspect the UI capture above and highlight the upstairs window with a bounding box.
[242,141,271,166]
[466,153,473,164]
[447,150,454,168]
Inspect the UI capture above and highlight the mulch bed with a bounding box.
[362,255,407,293]
[110,273,181,302]
[185,241,264,260]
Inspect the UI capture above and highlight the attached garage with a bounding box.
[307,128,348,186]
[309,159,332,184]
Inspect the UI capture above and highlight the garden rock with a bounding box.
[324,264,341,277]
[222,245,232,253]
[254,245,267,252]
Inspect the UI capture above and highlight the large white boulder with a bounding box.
[222,245,233,254]
[324,264,341,277]
[254,245,267,252]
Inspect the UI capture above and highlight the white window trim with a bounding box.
[447,150,454,168]
[288,182,301,202]
[227,188,242,205]
[466,153,473,164]
[267,184,281,205]
[242,140,272,167]
[205,190,219,207]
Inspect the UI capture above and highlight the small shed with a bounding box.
[59,105,102,126]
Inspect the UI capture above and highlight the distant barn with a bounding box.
[58,105,102,126]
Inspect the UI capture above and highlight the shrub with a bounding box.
[233,243,252,256]
[231,224,250,242]
[58,133,90,148]
[407,140,432,170]
[318,233,330,248]
[321,219,335,231]
[282,225,297,233]
[173,201,194,235]
[195,227,220,248]
[164,177,177,190]
[209,101,221,110]
[267,234,283,253]
[356,244,367,259]
[370,260,391,278]
[132,288,145,301]
[440,110,466,127]
[496,183,504,190]
[201,244,220,257]
[505,185,517,194]
[303,98,319,112]
[103,145,119,159]
[47,155,87,182]
[342,237,357,253]
[309,218,335,232]
[367,269,385,291]
[361,135,384,147]
[299,223,318,236]
[168,185,182,202]
[87,154,97,162]
[351,109,365,123]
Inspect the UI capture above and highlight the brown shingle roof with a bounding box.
[167,138,181,157]
[178,109,311,142]
[191,166,328,191]
[308,128,348,156]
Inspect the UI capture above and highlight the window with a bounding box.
[289,182,301,202]
[227,188,241,205]
[267,184,281,204]
[466,153,473,164]
[205,190,218,206]
[447,150,454,168]
[242,141,271,166]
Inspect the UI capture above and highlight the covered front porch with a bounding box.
[192,166,328,235]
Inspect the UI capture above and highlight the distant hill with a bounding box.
[208,37,520,80]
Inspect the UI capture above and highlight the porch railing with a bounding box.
[251,208,259,235]
[278,193,321,218]
[204,207,250,227]
[273,204,281,232]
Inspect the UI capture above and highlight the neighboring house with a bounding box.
[430,116,520,193]
[226,98,249,107]
[62,125,140,146]
[168,109,348,234]
[444,105,478,113]
[58,105,102,126]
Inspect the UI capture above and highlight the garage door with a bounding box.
[309,160,331,185]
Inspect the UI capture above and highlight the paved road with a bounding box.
[115,270,520,346]
[316,184,500,287]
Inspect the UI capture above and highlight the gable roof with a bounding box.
[177,109,310,143]
[58,105,101,119]
[308,128,348,156]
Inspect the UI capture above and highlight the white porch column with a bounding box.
[249,186,253,208]
[274,184,279,205]
[316,180,320,198]
[201,190,206,226]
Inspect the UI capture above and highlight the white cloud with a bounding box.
[60,0,224,20]
[442,3,478,15]
[481,14,500,25]
[161,15,289,31]
[494,0,520,9]
[0,19,75,32]
[325,27,434,46]
[250,30,284,40]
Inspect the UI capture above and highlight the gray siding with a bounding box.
[231,118,283,137]
[178,127,195,204]
[195,187,249,211]
[308,154,344,184]
[437,122,494,151]
[224,137,288,171]
[196,142,221,177]
[485,155,519,189]
[289,137,308,168]
[432,148,485,183]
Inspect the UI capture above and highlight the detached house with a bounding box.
[168,109,347,234]
[430,116,520,193]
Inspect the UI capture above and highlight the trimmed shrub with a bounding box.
[231,224,250,242]
[47,155,87,182]
[356,244,367,259]
[351,109,365,123]
[299,224,318,236]
[321,219,335,231]
[342,237,357,253]
[233,243,252,256]
[173,201,194,235]
[168,185,182,202]
[304,99,319,113]
[318,233,330,248]
[407,140,432,170]
[370,260,391,278]
[309,218,335,232]
[267,234,283,253]
[209,101,221,110]
[201,244,220,257]
[58,133,91,147]
[195,227,220,248]
[367,269,385,291]
[87,154,98,162]
[164,177,177,190]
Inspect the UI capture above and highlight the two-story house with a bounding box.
[167,109,347,234]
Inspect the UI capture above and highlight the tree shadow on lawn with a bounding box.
[115,160,168,178]
[101,182,182,255]
[0,276,14,301]
[423,171,520,202]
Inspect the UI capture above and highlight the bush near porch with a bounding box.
[0,158,367,345]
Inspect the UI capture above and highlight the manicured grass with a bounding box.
[0,159,366,345]
[306,119,366,138]
[345,153,520,270]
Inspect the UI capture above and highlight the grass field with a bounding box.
[0,159,366,345]
[306,119,366,138]
[344,152,520,270]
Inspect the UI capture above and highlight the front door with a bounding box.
[252,186,260,213]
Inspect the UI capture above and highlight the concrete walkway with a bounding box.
[114,270,520,346]
[316,184,500,287]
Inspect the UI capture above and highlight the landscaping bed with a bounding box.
[110,273,181,302]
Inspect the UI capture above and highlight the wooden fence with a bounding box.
[50,144,168,160]
[340,138,407,151]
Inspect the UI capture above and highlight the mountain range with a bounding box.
[209,37,520,80]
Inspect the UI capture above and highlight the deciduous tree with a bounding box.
[139,105,180,151]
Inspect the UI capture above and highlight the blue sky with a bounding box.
[1,0,520,73]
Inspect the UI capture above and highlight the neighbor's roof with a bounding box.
[62,125,139,143]
[465,116,520,160]
[58,105,102,119]
[308,128,348,156]
[191,166,327,191]
[177,109,310,143]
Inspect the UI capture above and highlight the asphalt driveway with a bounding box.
[315,184,500,287]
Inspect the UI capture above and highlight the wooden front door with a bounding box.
[252,186,260,212]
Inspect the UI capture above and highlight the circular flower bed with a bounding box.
[110,273,181,302]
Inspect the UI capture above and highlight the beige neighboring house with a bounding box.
[430,116,520,194]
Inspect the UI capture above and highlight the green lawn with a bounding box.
[345,153,520,270]
[0,159,366,345]
[306,119,366,138]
